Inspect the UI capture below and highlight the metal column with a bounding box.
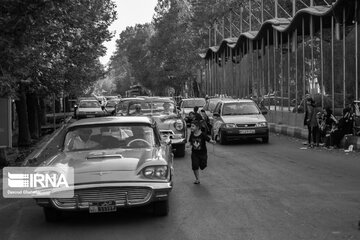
[302,17,306,111]
[342,7,346,107]
[331,16,335,112]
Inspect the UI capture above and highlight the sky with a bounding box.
[99,0,158,66]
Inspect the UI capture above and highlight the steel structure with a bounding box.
[201,0,360,120]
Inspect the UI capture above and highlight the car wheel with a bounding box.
[262,136,269,143]
[43,207,62,222]
[219,130,227,145]
[153,200,169,217]
[174,144,185,158]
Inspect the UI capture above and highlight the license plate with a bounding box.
[239,129,255,134]
[86,115,95,118]
[89,201,116,213]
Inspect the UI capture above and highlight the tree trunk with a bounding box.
[36,95,43,137]
[0,148,8,167]
[15,87,31,146]
[27,93,40,139]
[40,97,46,125]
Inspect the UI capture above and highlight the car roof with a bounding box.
[219,99,255,103]
[68,116,153,128]
[132,97,174,103]
[80,99,99,102]
[208,97,232,101]
[182,98,205,101]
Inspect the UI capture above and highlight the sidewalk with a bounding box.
[268,123,360,151]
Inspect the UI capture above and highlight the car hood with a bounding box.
[42,148,168,184]
[44,148,162,173]
[221,114,266,124]
[78,108,103,112]
[182,108,194,114]
[152,115,181,128]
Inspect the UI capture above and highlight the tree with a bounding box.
[0,0,116,146]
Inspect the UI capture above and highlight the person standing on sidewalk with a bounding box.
[304,97,320,147]
[187,120,215,184]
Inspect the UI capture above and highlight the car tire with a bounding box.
[174,144,185,158]
[43,207,62,222]
[153,200,169,217]
[219,130,227,145]
[262,136,269,143]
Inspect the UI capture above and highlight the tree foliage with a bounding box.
[108,0,338,96]
[0,0,116,146]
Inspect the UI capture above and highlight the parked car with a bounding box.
[75,99,107,120]
[179,98,206,120]
[126,98,187,157]
[35,116,174,222]
[211,99,269,144]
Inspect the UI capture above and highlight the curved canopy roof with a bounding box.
[200,0,357,59]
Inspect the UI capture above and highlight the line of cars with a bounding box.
[35,96,184,222]
[181,96,269,145]
[35,95,269,222]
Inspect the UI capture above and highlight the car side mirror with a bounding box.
[261,109,268,115]
[101,106,105,110]
[213,113,220,118]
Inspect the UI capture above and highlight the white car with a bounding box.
[212,99,269,144]
[75,100,107,119]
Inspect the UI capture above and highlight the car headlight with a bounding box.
[255,122,267,127]
[222,123,236,128]
[174,120,184,131]
[143,166,168,180]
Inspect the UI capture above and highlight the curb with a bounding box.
[22,116,71,166]
[268,123,360,150]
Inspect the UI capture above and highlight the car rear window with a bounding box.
[79,101,100,108]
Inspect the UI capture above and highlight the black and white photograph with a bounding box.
[1,0,360,239]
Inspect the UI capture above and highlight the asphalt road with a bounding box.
[0,133,360,240]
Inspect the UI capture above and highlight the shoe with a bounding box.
[193,180,200,184]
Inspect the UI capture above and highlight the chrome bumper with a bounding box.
[35,182,172,210]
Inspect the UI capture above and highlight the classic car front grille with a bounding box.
[53,187,152,208]
[236,124,256,128]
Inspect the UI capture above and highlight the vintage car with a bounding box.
[35,116,174,221]
[114,97,145,116]
[179,98,206,120]
[126,98,187,157]
[212,99,269,144]
[75,99,108,119]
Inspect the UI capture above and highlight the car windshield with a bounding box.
[182,99,205,108]
[128,102,151,115]
[63,124,156,151]
[106,101,118,107]
[79,101,100,108]
[222,102,260,115]
[151,101,176,115]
